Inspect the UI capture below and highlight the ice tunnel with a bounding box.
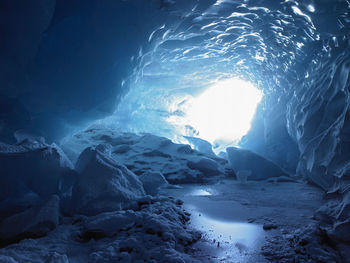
[0,0,350,262]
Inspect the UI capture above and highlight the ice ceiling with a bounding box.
[1,0,349,191]
[102,0,350,189]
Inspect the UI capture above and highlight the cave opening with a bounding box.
[168,77,263,152]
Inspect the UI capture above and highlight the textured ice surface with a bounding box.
[1,0,350,261]
[0,197,202,263]
[62,126,230,184]
[72,146,145,216]
[98,0,350,193]
[0,138,203,262]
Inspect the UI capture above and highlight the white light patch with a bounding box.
[307,4,315,12]
[186,78,263,144]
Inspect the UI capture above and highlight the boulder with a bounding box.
[139,172,168,195]
[0,140,75,201]
[226,147,288,180]
[184,136,216,157]
[187,157,220,175]
[72,146,145,216]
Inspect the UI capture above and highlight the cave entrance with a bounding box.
[184,78,263,149]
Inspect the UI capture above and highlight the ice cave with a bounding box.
[0,0,350,262]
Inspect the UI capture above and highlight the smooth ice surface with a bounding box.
[161,180,343,262]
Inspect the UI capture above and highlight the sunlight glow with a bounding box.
[186,78,263,144]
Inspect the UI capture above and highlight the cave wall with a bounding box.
[0,0,193,142]
[287,38,350,189]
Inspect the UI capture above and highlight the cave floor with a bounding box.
[162,179,324,263]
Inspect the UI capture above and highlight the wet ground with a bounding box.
[162,179,324,262]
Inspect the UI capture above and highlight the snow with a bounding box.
[0,196,201,263]
[0,131,349,262]
[183,136,216,157]
[61,127,230,184]
[72,146,145,216]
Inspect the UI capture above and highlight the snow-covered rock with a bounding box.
[72,146,145,216]
[0,195,60,245]
[0,197,201,263]
[80,197,201,262]
[139,172,168,195]
[184,136,216,157]
[187,157,220,175]
[0,140,75,201]
[82,210,134,239]
[226,147,289,180]
[62,128,229,184]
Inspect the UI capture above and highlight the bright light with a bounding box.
[186,78,263,144]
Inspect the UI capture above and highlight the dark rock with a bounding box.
[0,140,75,201]
[263,223,278,230]
[227,147,289,180]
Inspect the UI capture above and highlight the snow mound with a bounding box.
[80,196,201,262]
[72,146,145,216]
[0,197,201,263]
[226,147,289,180]
[262,223,343,263]
[62,127,230,184]
[0,195,60,245]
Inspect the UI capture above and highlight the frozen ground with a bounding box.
[0,130,349,262]
[162,180,347,263]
